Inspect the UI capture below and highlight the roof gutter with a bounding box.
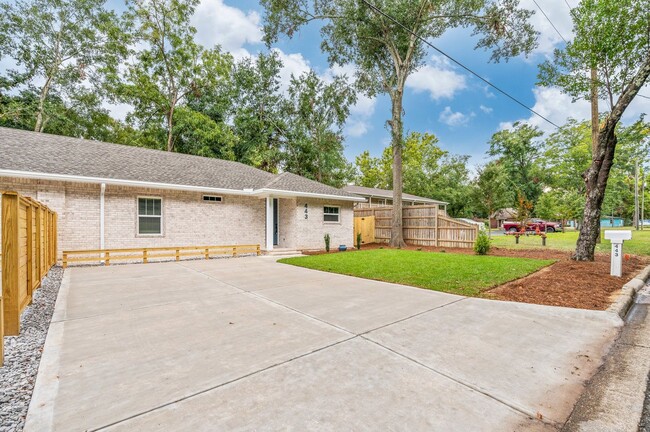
[0,169,365,201]
[251,188,365,202]
[0,169,255,195]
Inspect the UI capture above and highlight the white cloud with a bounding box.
[520,0,574,56]
[406,56,466,100]
[192,0,263,59]
[479,105,493,114]
[439,106,473,127]
[504,84,650,134]
[272,48,311,92]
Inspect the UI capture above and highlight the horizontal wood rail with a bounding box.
[62,244,261,268]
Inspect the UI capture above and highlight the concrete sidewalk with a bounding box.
[25,257,622,431]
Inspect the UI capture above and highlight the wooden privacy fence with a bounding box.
[354,205,479,248]
[62,244,261,268]
[1,191,58,366]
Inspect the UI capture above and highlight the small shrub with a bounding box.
[356,233,362,250]
[324,233,331,252]
[474,230,491,255]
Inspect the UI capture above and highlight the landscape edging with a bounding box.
[607,264,650,318]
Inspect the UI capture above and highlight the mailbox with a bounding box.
[604,230,632,277]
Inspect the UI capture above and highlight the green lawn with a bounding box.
[279,249,554,297]
[490,227,650,256]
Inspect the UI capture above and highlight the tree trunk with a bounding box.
[34,76,53,132]
[574,128,616,260]
[590,67,601,244]
[166,103,175,152]
[574,56,650,260]
[389,89,406,248]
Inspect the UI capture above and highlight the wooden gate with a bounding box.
[354,216,375,245]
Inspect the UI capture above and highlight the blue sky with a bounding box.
[105,0,650,169]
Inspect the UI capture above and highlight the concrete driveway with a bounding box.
[25,256,622,431]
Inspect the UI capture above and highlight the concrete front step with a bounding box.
[264,248,303,257]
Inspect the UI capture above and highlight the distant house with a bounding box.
[0,127,364,256]
[343,185,448,213]
[490,208,518,229]
[600,217,625,228]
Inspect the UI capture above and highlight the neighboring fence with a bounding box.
[354,205,479,248]
[62,244,261,268]
[1,191,58,366]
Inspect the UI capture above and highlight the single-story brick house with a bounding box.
[0,127,364,258]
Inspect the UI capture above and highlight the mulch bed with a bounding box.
[300,243,649,310]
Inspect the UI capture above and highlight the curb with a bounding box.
[607,264,650,318]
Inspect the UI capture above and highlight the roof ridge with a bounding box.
[262,172,288,189]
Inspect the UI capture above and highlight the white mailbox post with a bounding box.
[604,230,632,277]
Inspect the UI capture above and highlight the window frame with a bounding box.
[323,205,341,224]
[202,195,223,203]
[137,196,163,236]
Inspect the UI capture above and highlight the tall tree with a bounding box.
[116,0,231,152]
[488,122,544,206]
[0,0,128,132]
[231,51,288,172]
[261,0,537,247]
[538,0,650,261]
[285,70,356,187]
[473,162,511,236]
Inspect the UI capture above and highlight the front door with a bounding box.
[273,198,279,246]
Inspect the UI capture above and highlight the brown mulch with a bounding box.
[300,243,649,311]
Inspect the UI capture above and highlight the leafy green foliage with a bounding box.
[472,161,510,225]
[114,0,232,152]
[474,230,491,255]
[0,0,129,131]
[488,122,544,207]
[324,233,331,252]
[356,232,362,250]
[284,70,356,187]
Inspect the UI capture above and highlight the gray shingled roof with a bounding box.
[0,127,359,200]
[343,185,448,205]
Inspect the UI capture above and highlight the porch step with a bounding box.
[264,248,303,257]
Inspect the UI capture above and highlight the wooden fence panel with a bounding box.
[353,216,376,245]
[354,205,478,248]
[1,191,58,365]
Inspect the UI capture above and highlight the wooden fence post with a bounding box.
[35,206,41,281]
[2,192,21,335]
[26,203,33,299]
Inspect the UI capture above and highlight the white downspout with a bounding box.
[265,196,274,251]
[100,183,105,250]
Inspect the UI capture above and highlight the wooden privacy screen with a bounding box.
[1,191,58,365]
[354,205,479,248]
[62,244,261,268]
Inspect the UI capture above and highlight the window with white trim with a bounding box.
[202,195,223,203]
[138,197,162,235]
[323,206,340,223]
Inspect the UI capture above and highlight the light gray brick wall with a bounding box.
[278,197,354,250]
[0,177,354,257]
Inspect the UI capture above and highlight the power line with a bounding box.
[531,0,567,43]
[360,0,561,129]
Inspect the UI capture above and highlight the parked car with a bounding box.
[502,219,562,233]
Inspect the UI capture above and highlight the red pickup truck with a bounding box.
[503,219,561,233]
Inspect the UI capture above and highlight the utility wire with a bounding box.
[360,0,561,128]
[532,0,567,43]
